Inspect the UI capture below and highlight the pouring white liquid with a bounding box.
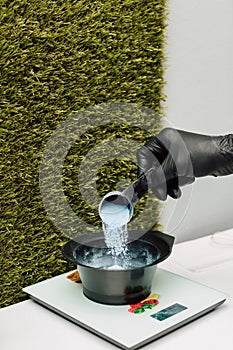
[99,191,133,258]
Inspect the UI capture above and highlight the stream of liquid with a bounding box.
[100,204,132,269]
[102,222,128,256]
[100,202,131,254]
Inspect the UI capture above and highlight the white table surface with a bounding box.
[1,229,233,350]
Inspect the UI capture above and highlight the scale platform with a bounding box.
[23,268,227,350]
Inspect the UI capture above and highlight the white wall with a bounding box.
[161,0,233,242]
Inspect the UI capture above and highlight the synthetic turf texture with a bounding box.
[1,0,167,307]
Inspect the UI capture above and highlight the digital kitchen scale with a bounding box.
[23,268,227,350]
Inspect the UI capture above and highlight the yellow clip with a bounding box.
[143,293,160,302]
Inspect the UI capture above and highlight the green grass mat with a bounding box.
[0,0,167,308]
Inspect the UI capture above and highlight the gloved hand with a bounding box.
[137,128,233,200]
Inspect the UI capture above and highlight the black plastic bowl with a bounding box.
[62,230,174,305]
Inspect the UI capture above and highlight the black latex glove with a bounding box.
[137,128,233,200]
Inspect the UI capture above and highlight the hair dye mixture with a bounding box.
[75,241,157,271]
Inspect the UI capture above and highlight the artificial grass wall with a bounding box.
[1,0,167,308]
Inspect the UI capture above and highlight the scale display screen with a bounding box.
[151,303,187,321]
